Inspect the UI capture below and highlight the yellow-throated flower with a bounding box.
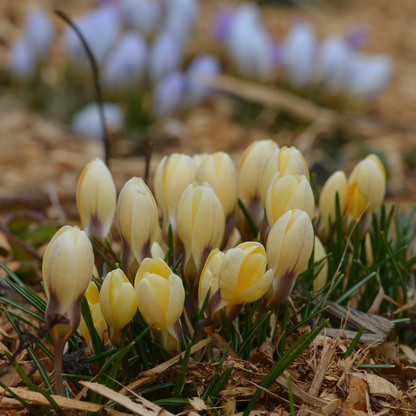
[196,152,238,247]
[199,243,273,324]
[135,258,185,353]
[177,181,225,315]
[100,269,138,346]
[43,225,94,395]
[265,174,314,227]
[78,282,108,351]
[260,146,309,206]
[317,170,347,243]
[117,177,158,281]
[154,153,196,239]
[237,140,278,240]
[346,154,386,233]
[265,210,314,309]
[76,158,117,241]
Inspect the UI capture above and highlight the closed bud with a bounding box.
[199,243,273,324]
[100,269,138,346]
[117,178,158,281]
[266,174,314,227]
[135,259,185,353]
[196,152,238,247]
[177,182,225,314]
[364,233,374,267]
[151,242,165,260]
[238,140,278,239]
[193,153,209,169]
[266,210,314,309]
[78,282,108,352]
[43,226,94,395]
[154,153,196,239]
[311,236,328,293]
[317,170,347,242]
[260,147,309,206]
[346,154,386,233]
[77,158,117,241]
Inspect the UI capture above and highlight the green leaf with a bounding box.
[335,272,376,305]
[343,325,366,359]
[238,198,259,238]
[287,375,296,416]
[173,341,192,398]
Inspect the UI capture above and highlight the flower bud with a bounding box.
[117,178,158,281]
[266,210,314,309]
[260,147,309,206]
[77,158,117,241]
[265,174,314,227]
[121,0,162,37]
[43,226,94,395]
[196,152,238,246]
[312,236,328,293]
[151,242,165,260]
[9,40,35,80]
[238,140,278,239]
[177,182,225,314]
[78,282,109,351]
[100,269,138,346]
[364,232,374,267]
[193,153,209,169]
[317,170,347,242]
[199,243,273,324]
[135,259,185,353]
[154,153,196,239]
[346,154,386,232]
[153,71,186,118]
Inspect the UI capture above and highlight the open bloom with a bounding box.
[77,158,117,241]
[196,152,238,247]
[346,154,386,233]
[238,140,278,239]
[78,282,108,351]
[100,269,138,346]
[135,258,185,353]
[43,226,94,395]
[260,146,309,206]
[317,170,347,242]
[177,182,225,303]
[265,174,314,227]
[199,242,273,324]
[266,210,314,309]
[117,177,158,281]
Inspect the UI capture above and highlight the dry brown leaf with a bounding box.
[343,376,368,412]
[351,373,399,398]
[399,344,416,364]
[188,397,208,411]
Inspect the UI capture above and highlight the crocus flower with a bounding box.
[43,226,94,395]
[77,158,117,241]
[199,243,273,324]
[211,7,235,43]
[100,269,138,346]
[121,0,162,37]
[103,32,147,88]
[345,24,368,50]
[135,258,185,353]
[9,40,35,80]
[24,8,55,60]
[71,103,124,141]
[164,0,199,45]
[153,72,187,118]
[281,21,317,88]
[311,236,328,293]
[117,177,158,281]
[265,210,314,309]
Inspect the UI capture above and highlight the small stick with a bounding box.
[54,9,110,168]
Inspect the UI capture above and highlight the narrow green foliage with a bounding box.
[81,296,105,362]
[343,325,366,359]
[287,375,296,416]
[0,380,42,416]
[359,364,395,369]
[238,198,259,237]
[90,239,117,269]
[335,272,376,305]
[238,311,271,357]
[173,341,192,398]
[279,301,290,356]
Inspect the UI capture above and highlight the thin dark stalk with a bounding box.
[54,9,110,167]
[52,338,65,396]
[144,141,153,186]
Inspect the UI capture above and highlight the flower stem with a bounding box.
[53,337,65,396]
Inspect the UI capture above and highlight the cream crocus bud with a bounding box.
[196,152,238,247]
[265,174,314,227]
[117,177,158,282]
[238,140,278,240]
[364,232,374,267]
[151,242,165,260]
[43,225,94,395]
[193,153,209,169]
[312,236,328,293]
[154,153,196,239]
[135,259,185,354]
[346,154,386,232]
[266,210,314,309]
[260,147,309,206]
[177,181,225,315]
[199,243,273,324]
[76,158,117,241]
[317,170,347,243]
[78,282,108,352]
[100,269,138,347]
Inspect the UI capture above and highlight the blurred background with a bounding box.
[0,0,415,218]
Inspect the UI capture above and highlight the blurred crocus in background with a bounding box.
[153,72,187,118]
[9,40,35,80]
[121,0,162,38]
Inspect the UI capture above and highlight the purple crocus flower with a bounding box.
[103,32,147,88]
[72,103,124,141]
[153,71,186,118]
[211,7,234,43]
[185,54,221,105]
[121,0,162,37]
[9,40,35,80]
[345,24,368,50]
